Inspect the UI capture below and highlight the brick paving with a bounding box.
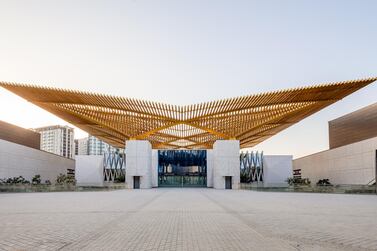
[0,189,376,251]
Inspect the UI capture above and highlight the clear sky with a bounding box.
[0,0,376,158]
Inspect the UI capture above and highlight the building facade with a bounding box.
[293,102,377,185]
[0,120,40,150]
[75,139,292,189]
[75,135,120,156]
[88,136,109,155]
[1,78,376,189]
[34,125,74,159]
[75,137,89,155]
[329,102,377,149]
[0,121,75,183]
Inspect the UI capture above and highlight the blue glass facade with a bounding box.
[158,150,207,187]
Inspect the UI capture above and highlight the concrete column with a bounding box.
[151,149,158,187]
[125,140,152,189]
[206,149,214,188]
[213,140,240,189]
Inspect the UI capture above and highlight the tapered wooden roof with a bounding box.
[1,77,376,149]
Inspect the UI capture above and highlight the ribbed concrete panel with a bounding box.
[329,102,377,149]
[0,120,40,150]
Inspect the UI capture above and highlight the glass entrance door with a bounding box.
[158,150,207,187]
[158,175,206,187]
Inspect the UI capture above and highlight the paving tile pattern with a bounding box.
[0,189,376,250]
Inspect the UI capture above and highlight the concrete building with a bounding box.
[88,136,112,155]
[0,120,40,150]
[0,121,75,183]
[293,103,377,185]
[1,78,376,189]
[75,139,292,188]
[75,137,88,155]
[87,136,106,155]
[34,125,74,159]
[75,135,120,156]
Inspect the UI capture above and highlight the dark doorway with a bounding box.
[133,176,140,189]
[158,150,207,187]
[225,176,232,189]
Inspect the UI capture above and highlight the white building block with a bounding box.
[75,155,104,187]
[212,140,240,189]
[263,155,292,187]
[125,140,152,189]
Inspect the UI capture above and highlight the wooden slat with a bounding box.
[0,77,375,149]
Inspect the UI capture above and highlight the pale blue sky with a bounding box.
[0,0,376,158]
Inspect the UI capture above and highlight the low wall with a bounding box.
[0,139,74,183]
[293,137,377,185]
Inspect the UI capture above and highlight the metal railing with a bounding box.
[367,178,376,186]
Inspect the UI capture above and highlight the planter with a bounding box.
[0,183,126,193]
[0,184,76,193]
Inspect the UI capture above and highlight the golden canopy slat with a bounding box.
[0,77,376,149]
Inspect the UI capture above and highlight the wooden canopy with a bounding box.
[1,77,376,149]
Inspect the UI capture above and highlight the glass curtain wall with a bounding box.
[158,150,207,187]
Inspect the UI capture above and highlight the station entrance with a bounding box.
[158,150,207,187]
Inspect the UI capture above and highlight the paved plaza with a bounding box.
[0,189,377,251]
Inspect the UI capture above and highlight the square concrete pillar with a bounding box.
[206,149,214,188]
[212,140,240,189]
[125,140,152,189]
[151,149,159,188]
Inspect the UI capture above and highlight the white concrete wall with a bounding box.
[212,140,240,189]
[293,137,377,185]
[263,155,292,187]
[0,139,74,183]
[75,155,104,187]
[125,140,152,189]
[151,150,158,188]
[206,149,214,188]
